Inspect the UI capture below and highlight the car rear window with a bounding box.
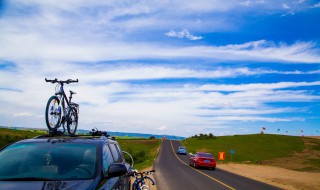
[0,142,97,180]
[198,153,213,158]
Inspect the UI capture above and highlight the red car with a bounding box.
[189,152,216,170]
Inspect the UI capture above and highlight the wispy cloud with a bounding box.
[313,2,320,8]
[199,81,320,92]
[1,37,319,63]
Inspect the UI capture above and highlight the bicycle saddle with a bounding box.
[70,90,77,95]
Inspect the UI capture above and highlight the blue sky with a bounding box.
[0,0,319,137]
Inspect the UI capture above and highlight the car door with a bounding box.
[98,143,119,190]
[113,143,131,190]
[109,143,130,190]
[190,154,196,165]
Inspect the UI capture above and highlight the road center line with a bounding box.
[169,140,236,190]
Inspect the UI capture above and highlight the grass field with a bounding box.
[181,134,320,172]
[0,128,160,170]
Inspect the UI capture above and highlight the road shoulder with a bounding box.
[218,163,320,190]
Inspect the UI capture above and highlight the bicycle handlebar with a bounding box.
[128,170,156,177]
[45,78,78,84]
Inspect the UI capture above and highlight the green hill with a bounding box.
[182,134,320,172]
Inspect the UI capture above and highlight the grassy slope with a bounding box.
[182,134,305,163]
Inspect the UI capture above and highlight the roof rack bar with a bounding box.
[34,128,110,138]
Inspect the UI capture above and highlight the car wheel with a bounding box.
[212,167,216,170]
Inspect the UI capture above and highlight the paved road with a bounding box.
[153,140,280,190]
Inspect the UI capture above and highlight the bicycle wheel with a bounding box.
[136,177,155,190]
[142,177,155,190]
[67,107,78,135]
[45,96,61,130]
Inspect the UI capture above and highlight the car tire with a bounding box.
[211,167,216,170]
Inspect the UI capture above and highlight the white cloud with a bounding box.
[157,126,168,131]
[204,116,299,122]
[282,3,290,9]
[165,29,203,40]
[13,112,33,117]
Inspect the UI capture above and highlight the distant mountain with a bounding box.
[78,129,185,140]
[0,126,185,140]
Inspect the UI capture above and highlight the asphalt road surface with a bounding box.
[153,140,280,190]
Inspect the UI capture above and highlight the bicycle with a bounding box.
[45,78,79,136]
[130,170,156,190]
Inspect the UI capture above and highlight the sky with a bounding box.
[0,0,320,137]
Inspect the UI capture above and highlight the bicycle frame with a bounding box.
[56,83,72,119]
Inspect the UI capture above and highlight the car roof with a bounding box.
[178,146,186,148]
[12,135,117,146]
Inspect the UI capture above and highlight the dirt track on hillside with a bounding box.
[219,163,320,190]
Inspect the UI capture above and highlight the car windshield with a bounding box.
[179,147,186,149]
[0,142,97,180]
[198,153,213,158]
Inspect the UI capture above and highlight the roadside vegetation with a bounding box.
[118,139,161,170]
[182,134,320,172]
[0,128,45,148]
[0,128,160,171]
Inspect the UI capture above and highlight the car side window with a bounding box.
[114,144,125,162]
[109,143,122,163]
[103,144,114,173]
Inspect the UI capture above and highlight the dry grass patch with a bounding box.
[262,137,320,172]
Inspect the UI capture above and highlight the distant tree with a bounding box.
[149,136,156,139]
[209,133,214,138]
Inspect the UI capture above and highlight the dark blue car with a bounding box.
[176,146,187,155]
[0,134,133,190]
